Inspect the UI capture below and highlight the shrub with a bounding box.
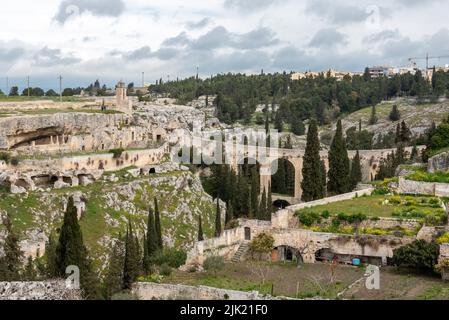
[0,152,11,163]
[250,233,275,257]
[320,211,330,219]
[109,148,125,159]
[10,157,19,166]
[296,210,322,227]
[373,186,389,195]
[151,249,187,268]
[335,212,367,224]
[437,233,449,245]
[392,240,440,273]
[203,256,225,275]
[159,263,172,277]
[389,196,402,205]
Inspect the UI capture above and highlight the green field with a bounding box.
[297,194,445,220]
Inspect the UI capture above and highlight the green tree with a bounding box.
[55,197,87,276]
[350,151,362,190]
[198,215,204,241]
[146,207,158,258]
[154,198,163,250]
[328,120,350,195]
[103,238,125,299]
[9,86,19,96]
[368,105,378,125]
[45,233,58,278]
[23,256,37,281]
[55,197,100,299]
[389,104,401,121]
[215,198,222,237]
[301,119,325,202]
[0,215,24,281]
[392,240,439,273]
[123,222,141,290]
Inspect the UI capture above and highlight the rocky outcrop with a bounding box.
[428,152,449,173]
[0,281,82,300]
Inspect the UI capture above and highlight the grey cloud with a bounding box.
[126,46,152,61]
[33,47,81,67]
[309,28,347,48]
[363,30,401,43]
[0,47,25,61]
[54,0,125,24]
[162,32,191,47]
[164,26,279,51]
[186,18,211,30]
[224,0,276,12]
[192,26,232,50]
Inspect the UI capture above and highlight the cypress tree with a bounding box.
[328,120,351,195]
[320,160,327,197]
[142,234,150,274]
[259,188,268,221]
[146,208,158,257]
[400,121,411,143]
[350,151,362,190]
[0,215,23,281]
[215,198,222,237]
[198,215,204,241]
[154,198,163,250]
[411,145,419,160]
[23,256,36,281]
[267,183,273,217]
[395,123,401,144]
[123,222,141,290]
[55,197,100,299]
[45,233,58,278]
[225,201,233,228]
[103,238,125,299]
[389,105,401,121]
[55,197,87,277]
[301,119,325,202]
[369,105,378,125]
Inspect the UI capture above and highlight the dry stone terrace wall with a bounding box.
[133,282,277,300]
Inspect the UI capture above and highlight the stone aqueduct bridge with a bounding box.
[225,145,419,205]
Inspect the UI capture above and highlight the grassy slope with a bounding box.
[0,171,217,272]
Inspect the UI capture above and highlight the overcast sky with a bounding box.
[2,0,449,90]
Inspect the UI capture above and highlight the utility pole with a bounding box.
[58,75,63,102]
[142,72,145,87]
[27,76,30,97]
[5,77,8,96]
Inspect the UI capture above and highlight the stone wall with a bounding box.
[428,152,449,173]
[398,177,449,197]
[133,282,273,300]
[272,188,374,229]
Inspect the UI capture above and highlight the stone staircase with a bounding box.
[231,243,250,263]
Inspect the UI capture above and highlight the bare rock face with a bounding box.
[0,281,82,300]
[428,152,449,173]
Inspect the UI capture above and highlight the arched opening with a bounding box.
[315,248,335,263]
[149,168,156,174]
[272,246,303,263]
[244,227,251,241]
[273,199,291,209]
[271,158,295,197]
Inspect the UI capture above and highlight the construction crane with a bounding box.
[409,53,449,70]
